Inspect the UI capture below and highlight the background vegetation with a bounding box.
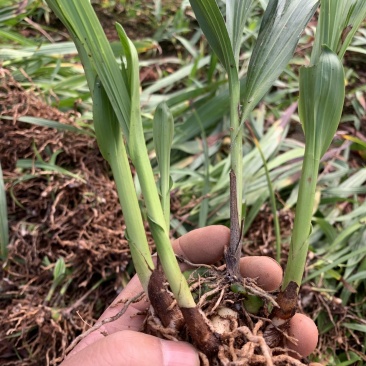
[0,0,365,365]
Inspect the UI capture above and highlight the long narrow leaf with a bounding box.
[241,0,319,124]
[299,47,345,159]
[45,0,131,139]
[0,116,93,136]
[153,102,174,227]
[189,0,236,74]
[310,0,352,64]
[311,0,366,63]
[226,0,253,67]
[339,0,366,58]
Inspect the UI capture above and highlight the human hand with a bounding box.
[61,225,319,366]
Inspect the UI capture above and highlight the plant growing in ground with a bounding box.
[44,0,366,364]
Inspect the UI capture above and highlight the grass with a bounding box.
[0,0,366,364]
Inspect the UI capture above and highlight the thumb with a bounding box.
[61,330,200,366]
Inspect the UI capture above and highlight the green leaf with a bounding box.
[298,46,345,159]
[45,0,131,140]
[310,0,353,64]
[154,102,174,170]
[92,77,121,163]
[92,77,155,292]
[153,102,174,227]
[241,0,319,122]
[226,0,253,67]
[53,257,66,281]
[0,115,93,136]
[115,23,144,164]
[189,0,236,75]
[311,0,366,62]
[16,160,86,183]
[343,322,366,333]
[313,217,337,243]
[339,0,366,58]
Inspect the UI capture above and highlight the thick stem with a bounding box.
[133,148,196,309]
[225,170,241,277]
[282,146,320,289]
[109,139,154,293]
[161,179,170,229]
[226,74,242,278]
[229,78,242,225]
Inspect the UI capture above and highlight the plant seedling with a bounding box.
[44,0,366,363]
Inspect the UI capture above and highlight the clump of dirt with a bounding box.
[0,68,154,365]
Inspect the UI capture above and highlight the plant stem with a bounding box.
[229,78,242,225]
[118,28,197,309]
[225,73,242,278]
[132,132,196,308]
[282,145,319,289]
[109,135,155,292]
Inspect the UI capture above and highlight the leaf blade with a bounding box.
[299,46,345,159]
[242,0,319,122]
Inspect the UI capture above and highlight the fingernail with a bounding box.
[160,339,199,366]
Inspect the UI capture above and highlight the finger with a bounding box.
[286,313,318,358]
[69,275,148,356]
[239,256,283,291]
[172,225,229,264]
[62,331,199,366]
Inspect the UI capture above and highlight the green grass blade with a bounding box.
[241,0,319,125]
[16,160,86,183]
[175,78,246,144]
[299,46,345,159]
[343,323,366,333]
[189,0,243,240]
[0,162,8,261]
[45,0,131,139]
[189,0,236,74]
[0,116,93,136]
[243,193,267,235]
[192,110,210,228]
[142,57,210,97]
[338,0,366,59]
[253,137,281,262]
[153,102,174,228]
[226,0,253,67]
[304,245,366,283]
[311,0,366,63]
[310,0,352,64]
